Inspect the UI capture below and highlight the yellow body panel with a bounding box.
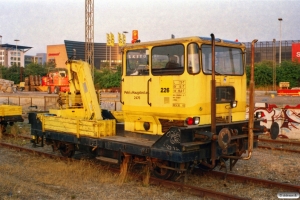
[0,105,22,116]
[49,109,87,119]
[121,36,247,135]
[111,111,124,122]
[38,114,116,138]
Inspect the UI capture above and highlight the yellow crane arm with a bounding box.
[67,60,102,120]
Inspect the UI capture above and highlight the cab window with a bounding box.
[126,49,149,76]
[187,43,200,74]
[202,45,243,75]
[151,44,184,76]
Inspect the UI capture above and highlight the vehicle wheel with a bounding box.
[59,143,75,158]
[152,161,175,180]
[47,86,52,94]
[54,86,60,94]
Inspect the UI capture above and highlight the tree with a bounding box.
[0,65,7,79]
[246,60,300,88]
[0,61,57,84]
[24,63,48,77]
[246,61,273,87]
[3,64,21,83]
[94,65,121,89]
[276,60,300,87]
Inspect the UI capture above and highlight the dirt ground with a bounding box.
[0,147,197,200]
[1,140,299,200]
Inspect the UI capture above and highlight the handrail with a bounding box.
[120,78,124,105]
[147,78,151,106]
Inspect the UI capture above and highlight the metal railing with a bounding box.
[0,92,122,114]
[0,96,58,112]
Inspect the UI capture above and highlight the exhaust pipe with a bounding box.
[200,33,216,169]
[242,39,258,160]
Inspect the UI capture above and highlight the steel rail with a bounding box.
[209,171,300,192]
[0,141,64,160]
[259,138,300,146]
[258,145,300,154]
[148,177,247,200]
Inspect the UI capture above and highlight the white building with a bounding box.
[0,43,32,67]
[0,49,4,66]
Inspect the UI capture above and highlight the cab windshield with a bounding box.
[202,45,243,75]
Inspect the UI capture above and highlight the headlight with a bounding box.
[230,100,238,108]
[193,117,200,125]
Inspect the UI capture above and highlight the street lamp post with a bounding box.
[14,39,21,82]
[0,35,2,78]
[122,31,128,43]
[273,39,276,91]
[278,18,282,65]
[121,31,128,62]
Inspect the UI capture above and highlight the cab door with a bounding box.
[122,48,150,112]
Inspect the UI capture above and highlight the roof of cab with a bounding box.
[122,36,245,50]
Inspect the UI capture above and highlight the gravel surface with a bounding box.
[0,146,200,200]
[1,130,300,200]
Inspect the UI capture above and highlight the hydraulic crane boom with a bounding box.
[37,59,115,138]
[49,59,102,120]
[67,59,102,120]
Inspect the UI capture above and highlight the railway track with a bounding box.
[258,138,300,154]
[1,134,299,199]
[0,140,246,200]
[208,170,300,192]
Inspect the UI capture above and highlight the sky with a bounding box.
[0,0,299,55]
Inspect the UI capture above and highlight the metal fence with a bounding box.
[0,96,59,112]
[0,92,122,116]
[244,39,300,64]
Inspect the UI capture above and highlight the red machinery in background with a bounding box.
[292,43,300,62]
[41,69,69,94]
[276,43,300,96]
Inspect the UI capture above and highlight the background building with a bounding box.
[64,40,121,69]
[0,49,4,66]
[1,38,300,69]
[36,53,47,64]
[0,43,32,67]
[47,44,68,68]
[46,41,121,70]
[25,53,47,66]
[244,40,300,64]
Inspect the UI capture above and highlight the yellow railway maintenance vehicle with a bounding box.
[29,34,279,180]
[0,105,23,135]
